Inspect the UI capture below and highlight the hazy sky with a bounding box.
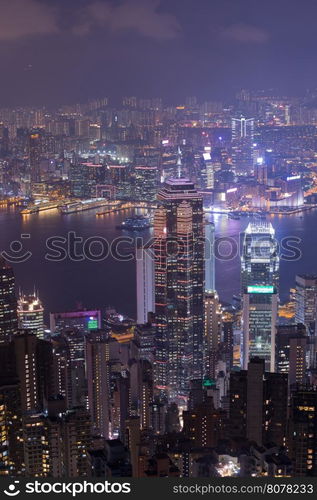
[0,0,316,106]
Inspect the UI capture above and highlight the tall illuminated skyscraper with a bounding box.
[29,130,42,183]
[241,222,279,371]
[17,292,44,339]
[231,115,255,174]
[85,332,110,439]
[153,178,205,402]
[0,257,18,343]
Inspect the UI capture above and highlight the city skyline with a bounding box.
[1,0,317,483]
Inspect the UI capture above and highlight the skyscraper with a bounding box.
[29,130,42,184]
[295,275,317,333]
[136,244,155,325]
[17,292,45,339]
[205,221,215,293]
[231,115,255,175]
[85,332,110,439]
[241,222,279,371]
[0,257,18,343]
[153,178,205,403]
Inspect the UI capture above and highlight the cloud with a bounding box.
[220,23,270,44]
[0,0,58,40]
[0,0,180,42]
[77,0,181,40]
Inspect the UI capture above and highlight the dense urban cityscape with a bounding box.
[0,88,317,480]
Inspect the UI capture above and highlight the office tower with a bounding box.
[133,323,155,364]
[255,157,268,184]
[69,163,90,198]
[85,332,110,439]
[50,309,101,333]
[276,324,307,386]
[295,275,317,334]
[288,387,317,476]
[106,164,132,200]
[205,221,215,293]
[134,166,158,201]
[29,130,42,183]
[161,146,181,181]
[204,292,222,378]
[0,257,18,342]
[229,358,288,447]
[136,244,155,325]
[17,292,44,339]
[153,178,205,402]
[231,115,255,174]
[241,222,279,371]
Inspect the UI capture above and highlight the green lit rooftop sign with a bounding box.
[88,319,98,330]
[247,285,274,294]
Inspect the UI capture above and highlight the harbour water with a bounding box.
[1,206,316,321]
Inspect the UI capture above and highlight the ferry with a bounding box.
[228,213,240,220]
[59,198,109,214]
[116,215,152,231]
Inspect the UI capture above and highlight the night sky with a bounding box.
[0,0,316,106]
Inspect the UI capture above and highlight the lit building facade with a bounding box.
[0,257,18,343]
[241,222,279,371]
[17,292,44,339]
[153,178,205,402]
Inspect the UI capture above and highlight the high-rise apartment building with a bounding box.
[85,332,110,439]
[276,324,307,386]
[229,358,288,447]
[288,387,317,476]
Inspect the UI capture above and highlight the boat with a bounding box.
[228,213,240,220]
[116,215,152,231]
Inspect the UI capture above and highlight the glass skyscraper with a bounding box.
[241,222,279,371]
[153,178,205,403]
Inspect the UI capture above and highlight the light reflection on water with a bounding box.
[0,206,316,319]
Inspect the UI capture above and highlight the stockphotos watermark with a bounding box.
[0,231,302,264]
[3,480,131,497]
